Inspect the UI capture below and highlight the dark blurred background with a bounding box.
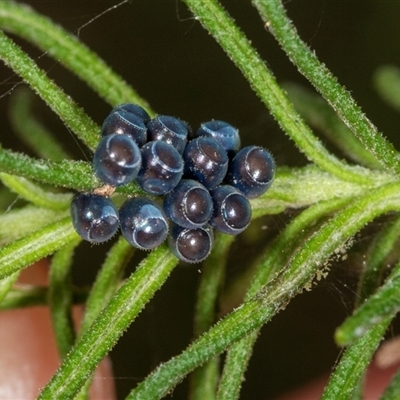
[1,1,400,398]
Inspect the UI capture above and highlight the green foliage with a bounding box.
[0,0,400,399]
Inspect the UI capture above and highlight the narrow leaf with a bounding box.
[0,172,71,210]
[0,1,153,112]
[0,31,99,150]
[336,262,400,347]
[252,0,400,176]
[49,239,81,359]
[39,246,178,399]
[182,0,376,184]
[0,217,79,279]
[126,183,400,399]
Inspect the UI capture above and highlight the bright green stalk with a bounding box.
[252,0,400,176]
[49,239,81,360]
[190,234,234,400]
[126,183,400,399]
[0,217,79,279]
[39,246,178,399]
[0,173,71,210]
[8,88,70,161]
[182,0,375,184]
[0,0,153,113]
[217,197,351,399]
[0,31,99,151]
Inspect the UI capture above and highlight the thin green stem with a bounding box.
[252,0,400,176]
[0,31,99,151]
[0,217,79,279]
[283,83,382,169]
[39,246,178,399]
[0,146,143,194]
[0,285,87,310]
[217,197,351,399]
[190,234,234,400]
[49,239,81,360]
[182,0,375,184]
[80,236,134,337]
[0,173,71,210]
[356,216,400,306]
[0,0,154,113]
[0,272,19,304]
[0,206,68,247]
[322,320,391,400]
[126,183,400,399]
[336,261,400,347]
[251,165,394,220]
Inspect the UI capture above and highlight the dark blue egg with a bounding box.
[168,223,214,263]
[147,115,189,154]
[136,141,183,195]
[210,185,251,235]
[93,133,141,186]
[102,109,147,147]
[195,120,240,154]
[112,103,150,124]
[120,197,168,250]
[183,137,228,189]
[70,192,119,243]
[227,146,275,198]
[163,179,213,229]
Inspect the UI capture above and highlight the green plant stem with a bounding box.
[357,216,400,306]
[251,165,394,219]
[49,239,81,360]
[0,31,99,151]
[0,206,68,247]
[219,199,350,398]
[0,0,154,113]
[9,88,71,161]
[0,173,71,210]
[0,272,19,304]
[283,83,382,169]
[321,319,391,400]
[252,0,400,176]
[217,197,350,399]
[0,285,87,310]
[126,183,400,399]
[190,234,234,400]
[182,0,375,184]
[336,261,400,346]
[39,246,178,399]
[0,217,79,279]
[80,236,134,337]
[0,146,143,194]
